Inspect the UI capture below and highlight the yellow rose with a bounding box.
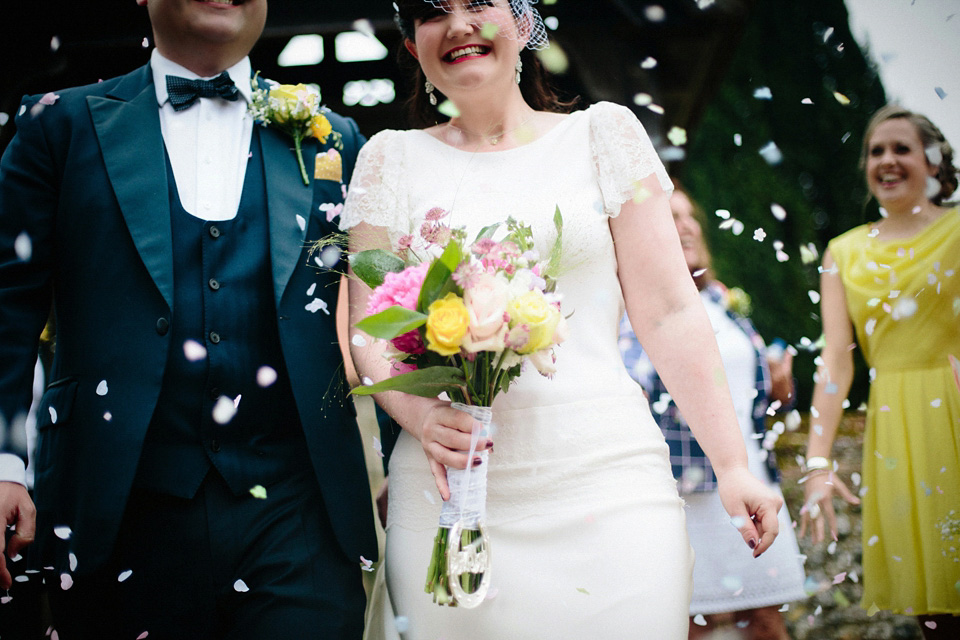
[426,293,470,356]
[507,290,560,354]
[269,83,315,124]
[309,114,333,142]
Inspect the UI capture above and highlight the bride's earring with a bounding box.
[515,57,523,84]
[425,79,438,105]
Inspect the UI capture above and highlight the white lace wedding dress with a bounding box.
[341,102,694,639]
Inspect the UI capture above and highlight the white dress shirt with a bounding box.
[0,51,257,486]
[150,48,254,221]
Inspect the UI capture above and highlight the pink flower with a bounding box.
[389,360,418,377]
[366,262,429,315]
[425,207,448,221]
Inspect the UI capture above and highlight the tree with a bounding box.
[680,0,886,405]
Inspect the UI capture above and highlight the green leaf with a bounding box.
[545,206,564,279]
[351,249,406,289]
[417,241,463,312]
[474,223,501,242]
[354,306,427,340]
[351,366,466,398]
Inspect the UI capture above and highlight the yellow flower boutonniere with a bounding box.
[724,286,753,318]
[249,73,343,185]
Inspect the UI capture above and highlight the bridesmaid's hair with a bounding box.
[671,178,715,291]
[393,0,576,129]
[860,104,958,206]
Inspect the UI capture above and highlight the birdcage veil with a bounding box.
[394,0,549,51]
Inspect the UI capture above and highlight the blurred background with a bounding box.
[1,2,956,637]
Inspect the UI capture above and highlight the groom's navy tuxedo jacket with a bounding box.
[0,63,377,573]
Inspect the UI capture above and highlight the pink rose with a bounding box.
[462,272,510,353]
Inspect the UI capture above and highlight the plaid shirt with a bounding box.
[618,284,778,492]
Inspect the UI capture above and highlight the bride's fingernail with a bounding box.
[748,538,757,549]
[472,457,483,467]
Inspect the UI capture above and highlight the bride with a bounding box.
[340,1,782,637]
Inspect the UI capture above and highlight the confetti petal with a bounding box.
[183,340,207,362]
[96,380,108,396]
[14,232,32,261]
[60,573,73,590]
[256,366,278,387]
[234,579,250,593]
[249,485,267,499]
[118,569,133,582]
[212,396,238,424]
[54,525,72,540]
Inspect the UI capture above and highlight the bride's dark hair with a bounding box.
[393,0,576,128]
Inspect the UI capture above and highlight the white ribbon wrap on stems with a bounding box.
[439,403,492,529]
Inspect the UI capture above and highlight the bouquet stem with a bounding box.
[423,402,493,608]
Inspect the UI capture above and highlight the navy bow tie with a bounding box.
[166,72,240,112]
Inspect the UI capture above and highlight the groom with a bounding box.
[0,0,376,636]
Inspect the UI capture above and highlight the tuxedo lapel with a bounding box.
[88,66,174,310]
[261,125,313,308]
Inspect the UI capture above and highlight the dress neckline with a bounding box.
[865,206,959,245]
[411,108,587,156]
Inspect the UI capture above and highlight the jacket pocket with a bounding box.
[35,377,79,431]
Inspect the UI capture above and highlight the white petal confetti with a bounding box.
[306,283,317,296]
[104,411,113,421]
[296,215,306,232]
[351,334,367,347]
[373,436,384,459]
[931,398,942,408]
[118,569,133,582]
[360,556,375,572]
[693,614,707,626]
[54,525,72,540]
[234,579,250,593]
[362,376,374,386]
[137,633,149,640]
[666,126,687,146]
[49,407,58,424]
[212,396,238,425]
[183,340,208,362]
[69,552,78,571]
[753,228,766,242]
[868,535,879,547]
[759,141,783,165]
[394,617,410,633]
[14,232,32,261]
[96,380,109,396]
[250,485,267,499]
[808,290,821,304]
[753,86,773,100]
[305,298,330,315]
[770,203,787,221]
[640,57,657,69]
[256,366,278,387]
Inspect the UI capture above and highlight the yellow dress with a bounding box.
[829,207,960,615]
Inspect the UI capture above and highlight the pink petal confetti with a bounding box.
[360,556,374,572]
[373,436,384,458]
[39,93,60,106]
[118,569,133,582]
[925,621,938,629]
[1,596,11,604]
[104,411,113,421]
[60,573,73,590]
[833,572,846,584]
[137,633,149,639]
[233,579,250,592]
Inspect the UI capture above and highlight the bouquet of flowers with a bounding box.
[248,74,341,185]
[350,207,567,607]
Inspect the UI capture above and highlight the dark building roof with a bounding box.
[1,0,755,158]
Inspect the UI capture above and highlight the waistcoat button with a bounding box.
[156,317,169,335]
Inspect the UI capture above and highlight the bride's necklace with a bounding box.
[446,112,537,146]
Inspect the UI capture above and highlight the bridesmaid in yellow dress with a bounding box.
[800,104,960,638]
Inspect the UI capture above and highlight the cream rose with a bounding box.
[462,273,510,353]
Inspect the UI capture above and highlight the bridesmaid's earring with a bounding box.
[515,57,523,84]
[425,79,438,106]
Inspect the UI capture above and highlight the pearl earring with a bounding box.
[515,57,523,84]
[425,79,438,106]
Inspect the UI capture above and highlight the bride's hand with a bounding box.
[417,403,492,501]
[716,467,782,558]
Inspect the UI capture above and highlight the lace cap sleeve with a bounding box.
[589,102,673,217]
[339,129,406,233]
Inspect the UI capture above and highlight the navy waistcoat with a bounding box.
[134,130,310,498]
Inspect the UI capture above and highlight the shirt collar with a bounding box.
[150,49,253,107]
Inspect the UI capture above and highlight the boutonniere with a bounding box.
[723,286,753,318]
[249,73,343,185]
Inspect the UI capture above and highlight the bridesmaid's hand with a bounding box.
[716,467,782,558]
[798,470,860,544]
[416,403,492,501]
